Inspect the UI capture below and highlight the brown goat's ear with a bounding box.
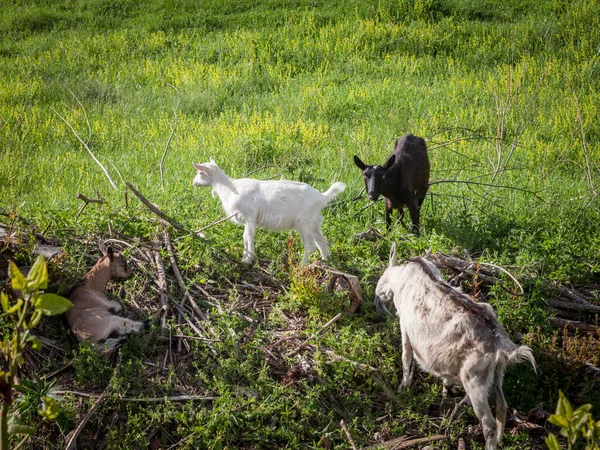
[353,155,367,171]
[383,154,396,170]
[193,163,208,172]
[389,243,398,267]
[106,246,114,262]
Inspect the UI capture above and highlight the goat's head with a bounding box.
[104,246,132,279]
[374,243,398,317]
[192,156,219,187]
[353,154,396,202]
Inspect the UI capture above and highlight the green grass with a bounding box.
[1,0,600,448]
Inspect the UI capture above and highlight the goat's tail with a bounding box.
[322,182,346,202]
[507,345,537,374]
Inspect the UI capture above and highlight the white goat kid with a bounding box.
[192,157,346,264]
[375,245,536,450]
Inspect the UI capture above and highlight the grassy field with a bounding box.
[1,0,599,448]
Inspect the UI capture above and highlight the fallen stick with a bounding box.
[76,193,106,217]
[153,249,169,329]
[549,317,600,334]
[160,83,181,190]
[547,298,600,315]
[163,228,207,321]
[366,433,447,449]
[125,182,188,233]
[340,420,358,450]
[120,395,218,403]
[287,313,343,357]
[550,283,593,306]
[52,102,117,190]
[65,391,107,450]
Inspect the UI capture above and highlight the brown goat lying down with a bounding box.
[375,245,536,450]
[67,247,146,352]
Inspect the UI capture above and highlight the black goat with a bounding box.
[354,134,430,234]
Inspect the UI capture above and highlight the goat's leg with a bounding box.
[312,226,330,261]
[298,225,317,265]
[399,329,414,390]
[493,371,508,444]
[242,222,256,263]
[385,199,393,231]
[407,201,421,235]
[108,300,122,313]
[464,378,498,450]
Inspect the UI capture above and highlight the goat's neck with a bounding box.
[81,257,112,292]
[209,171,238,201]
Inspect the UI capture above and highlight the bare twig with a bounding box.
[366,433,447,449]
[340,420,358,450]
[65,391,107,450]
[478,262,524,296]
[76,193,106,217]
[428,179,543,201]
[121,395,217,403]
[64,351,123,450]
[160,83,182,190]
[125,182,190,233]
[163,227,208,321]
[549,317,600,334]
[547,299,600,315]
[287,313,343,357]
[196,212,238,234]
[52,106,118,190]
[153,249,169,329]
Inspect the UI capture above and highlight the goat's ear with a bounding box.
[106,246,115,262]
[383,154,396,170]
[209,156,216,164]
[353,155,367,171]
[389,242,398,267]
[193,163,208,172]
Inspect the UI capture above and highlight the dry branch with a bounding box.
[551,283,593,306]
[163,227,207,321]
[153,249,169,329]
[429,179,543,201]
[160,83,182,190]
[125,182,189,233]
[287,313,343,357]
[366,433,447,449]
[52,105,118,190]
[549,317,600,334]
[340,420,358,450]
[76,193,106,217]
[547,298,600,315]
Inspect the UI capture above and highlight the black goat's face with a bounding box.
[362,165,386,201]
[354,154,396,202]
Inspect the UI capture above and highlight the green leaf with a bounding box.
[34,293,73,316]
[7,298,23,314]
[8,423,37,435]
[9,260,27,291]
[27,255,48,290]
[548,414,569,429]
[30,310,43,327]
[39,396,61,420]
[544,433,560,450]
[27,335,42,351]
[556,391,574,419]
[1,292,9,313]
[573,409,591,430]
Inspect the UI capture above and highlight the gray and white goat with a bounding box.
[67,247,146,352]
[375,245,536,450]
